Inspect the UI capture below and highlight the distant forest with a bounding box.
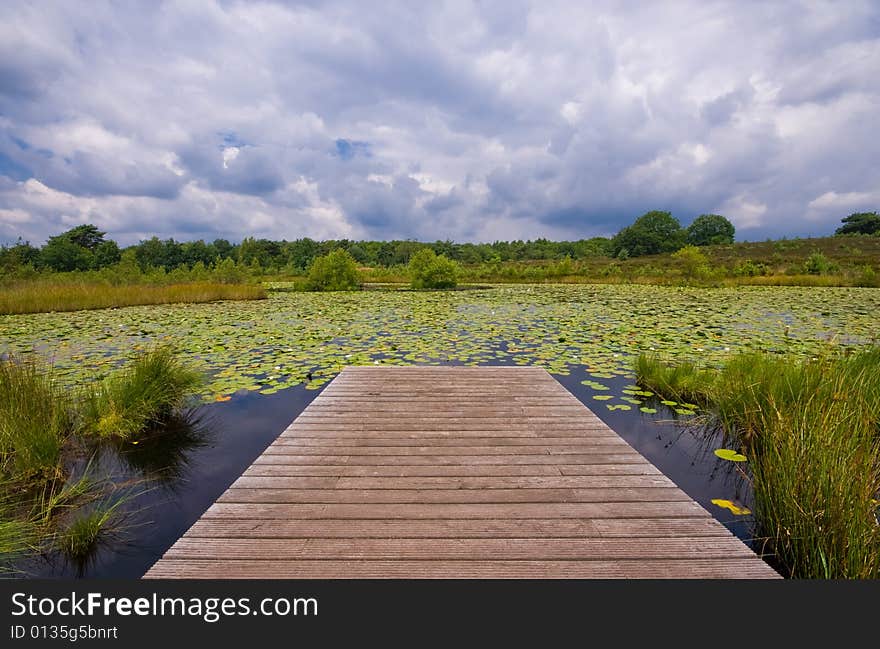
[1,210,877,274]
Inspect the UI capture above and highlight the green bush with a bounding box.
[803,251,836,275]
[306,249,361,291]
[408,248,460,289]
[671,245,710,280]
[732,259,770,277]
[856,265,878,287]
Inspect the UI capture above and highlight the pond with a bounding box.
[2,284,878,577]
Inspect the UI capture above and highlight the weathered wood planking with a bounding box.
[145,366,779,579]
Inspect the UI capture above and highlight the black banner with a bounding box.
[0,579,875,645]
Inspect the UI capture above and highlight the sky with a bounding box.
[1,0,879,247]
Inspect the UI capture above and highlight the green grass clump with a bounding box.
[636,347,880,578]
[0,356,74,478]
[56,499,123,563]
[82,346,203,439]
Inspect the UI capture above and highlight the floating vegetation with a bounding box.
[714,449,748,462]
[1,285,876,408]
[711,499,752,516]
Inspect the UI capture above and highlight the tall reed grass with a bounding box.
[0,356,73,478]
[0,281,266,315]
[82,346,203,439]
[636,348,880,578]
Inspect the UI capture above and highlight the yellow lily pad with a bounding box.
[714,449,747,462]
[711,499,751,516]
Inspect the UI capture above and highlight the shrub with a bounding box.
[732,259,770,277]
[408,248,460,289]
[306,249,361,291]
[856,265,878,288]
[671,245,710,280]
[803,251,835,275]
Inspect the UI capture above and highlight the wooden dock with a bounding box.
[145,366,779,578]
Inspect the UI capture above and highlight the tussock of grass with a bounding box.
[56,498,124,562]
[0,281,266,315]
[636,348,880,578]
[82,346,203,440]
[0,356,73,479]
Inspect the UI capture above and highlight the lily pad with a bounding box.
[711,499,752,516]
[714,449,748,462]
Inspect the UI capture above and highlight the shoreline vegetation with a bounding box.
[0,281,266,315]
[2,214,879,314]
[635,349,880,579]
[0,346,202,574]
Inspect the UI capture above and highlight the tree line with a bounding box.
[2,210,875,276]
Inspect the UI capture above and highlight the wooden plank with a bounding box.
[252,453,646,466]
[216,487,693,504]
[261,444,632,456]
[145,366,778,580]
[145,558,777,579]
[200,501,711,519]
[231,475,677,489]
[182,517,730,539]
[163,537,756,560]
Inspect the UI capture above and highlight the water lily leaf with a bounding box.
[639,407,657,414]
[214,395,231,402]
[592,395,613,401]
[714,449,748,462]
[711,499,751,515]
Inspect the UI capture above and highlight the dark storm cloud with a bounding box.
[1,0,879,246]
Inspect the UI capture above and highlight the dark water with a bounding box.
[18,363,753,579]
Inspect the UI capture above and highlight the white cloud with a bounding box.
[1,0,879,244]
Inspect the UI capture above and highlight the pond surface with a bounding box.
[3,284,878,577]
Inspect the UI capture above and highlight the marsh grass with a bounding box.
[0,281,266,315]
[56,497,126,564]
[0,356,74,479]
[0,347,203,572]
[82,346,203,440]
[636,348,880,578]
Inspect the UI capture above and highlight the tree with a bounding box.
[61,224,106,250]
[0,239,40,272]
[39,236,93,271]
[93,240,121,268]
[686,214,735,246]
[408,248,459,289]
[610,211,685,257]
[306,249,361,291]
[835,212,880,236]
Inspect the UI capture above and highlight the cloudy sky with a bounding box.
[1,1,878,246]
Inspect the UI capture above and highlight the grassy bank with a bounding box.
[635,348,880,578]
[0,281,266,315]
[256,236,880,288]
[0,347,202,572]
